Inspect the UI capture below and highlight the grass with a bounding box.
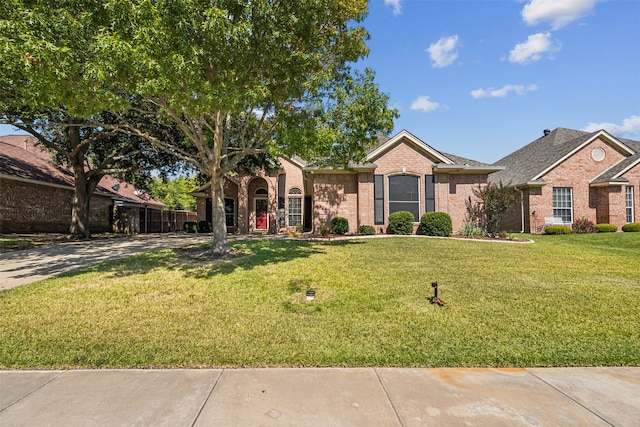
[1,233,638,369]
[0,237,34,252]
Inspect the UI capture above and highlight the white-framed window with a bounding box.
[626,186,635,223]
[288,187,302,226]
[388,174,420,221]
[552,187,573,223]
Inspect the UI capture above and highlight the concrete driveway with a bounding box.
[0,234,212,291]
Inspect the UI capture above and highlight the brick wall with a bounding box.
[312,173,359,233]
[0,178,111,233]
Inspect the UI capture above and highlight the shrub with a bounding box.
[330,217,349,235]
[622,222,640,232]
[184,221,198,233]
[544,225,571,235]
[456,221,485,238]
[388,211,415,235]
[595,223,617,233]
[572,217,597,234]
[358,225,376,235]
[420,212,452,237]
[198,220,212,233]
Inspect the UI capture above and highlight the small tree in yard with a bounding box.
[467,182,520,237]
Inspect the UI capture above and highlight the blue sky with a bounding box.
[2,0,638,164]
[359,0,640,163]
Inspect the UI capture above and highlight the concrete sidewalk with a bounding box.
[1,367,639,426]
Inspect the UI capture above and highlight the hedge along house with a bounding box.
[489,128,640,233]
[191,130,504,234]
[0,135,171,234]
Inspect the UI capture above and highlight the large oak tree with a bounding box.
[1,1,398,254]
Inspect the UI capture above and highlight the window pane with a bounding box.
[552,187,572,223]
[288,197,302,226]
[389,175,420,221]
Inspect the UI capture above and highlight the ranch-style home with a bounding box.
[0,135,194,234]
[191,130,504,235]
[490,128,640,233]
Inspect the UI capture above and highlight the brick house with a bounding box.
[0,135,189,234]
[490,128,640,233]
[192,130,504,234]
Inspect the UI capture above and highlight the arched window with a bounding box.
[255,188,268,196]
[388,175,420,221]
[288,187,303,226]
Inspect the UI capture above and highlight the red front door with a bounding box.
[255,199,268,230]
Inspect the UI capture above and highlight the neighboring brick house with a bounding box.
[0,135,180,234]
[192,130,504,234]
[490,128,640,233]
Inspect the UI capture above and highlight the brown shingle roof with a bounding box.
[0,135,163,207]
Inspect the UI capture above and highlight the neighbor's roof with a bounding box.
[489,128,639,186]
[0,135,164,207]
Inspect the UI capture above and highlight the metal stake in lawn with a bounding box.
[429,281,445,306]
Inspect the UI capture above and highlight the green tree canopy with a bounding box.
[1,1,398,254]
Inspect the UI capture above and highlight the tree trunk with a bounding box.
[67,125,99,239]
[209,172,230,256]
[208,111,231,256]
[69,172,93,239]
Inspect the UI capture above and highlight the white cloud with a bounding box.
[411,96,441,112]
[427,35,459,68]
[522,0,598,30]
[384,0,402,16]
[470,84,538,99]
[509,32,558,64]
[583,115,640,135]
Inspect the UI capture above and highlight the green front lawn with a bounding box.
[1,234,638,368]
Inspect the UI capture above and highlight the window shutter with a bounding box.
[425,175,435,212]
[374,174,384,224]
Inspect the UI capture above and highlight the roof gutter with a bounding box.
[303,163,378,174]
[433,164,506,174]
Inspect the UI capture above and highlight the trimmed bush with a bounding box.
[330,217,349,235]
[358,225,376,235]
[388,211,415,235]
[420,212,452,237]
[184,221,198,233]
[622,222,640,232]
[595,223,617,233]
[544,225,571,235]
[572,217,597,234]
[198,221,212,233]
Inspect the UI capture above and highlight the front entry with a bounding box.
[255,198,268,230]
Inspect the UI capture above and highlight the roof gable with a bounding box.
[366,130,454,164]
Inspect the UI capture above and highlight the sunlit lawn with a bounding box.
[1,233,638,368]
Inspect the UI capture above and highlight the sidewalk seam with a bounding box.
[373,368,405,427]
[525,369,615,427]
[190,368,224,427]
[0,370,65,413]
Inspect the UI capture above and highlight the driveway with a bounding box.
[0,234,213,291]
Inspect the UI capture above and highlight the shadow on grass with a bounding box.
[67,238,366,281]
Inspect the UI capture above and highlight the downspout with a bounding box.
[515,186,525,233]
